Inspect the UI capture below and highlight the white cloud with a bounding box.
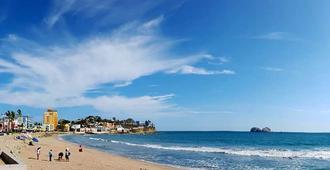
[45,0,76,28]
[0,18,232,116]
[208,56,230,65]
[167,65,235,75]
[260,67,284,72]
[253,32,299,41]
[113,81,132,88]
[44,0,167,28]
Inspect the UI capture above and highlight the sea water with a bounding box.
[61,131,330,169]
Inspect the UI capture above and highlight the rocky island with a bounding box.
[250,127,271,132]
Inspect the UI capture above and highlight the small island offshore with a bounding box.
[250,127,271,132]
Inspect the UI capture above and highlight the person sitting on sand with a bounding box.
[49,149,53,162]
[79,145,83,152]
[58,152,64,160]
[65,148,71,162]
[36,147,41,160]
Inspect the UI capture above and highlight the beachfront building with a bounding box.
[0,118,4,132]
[63,123,70,132]
[116,125,129,133]
[22,116,33,130]
[43,108,58,131]
[0,117,14,132]
[71,124,81,133]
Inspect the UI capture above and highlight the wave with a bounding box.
[88,137,330,160]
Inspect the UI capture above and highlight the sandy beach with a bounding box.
[0,134,178,170]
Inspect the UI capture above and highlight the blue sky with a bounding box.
[0,0,330,132]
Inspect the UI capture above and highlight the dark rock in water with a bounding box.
[250,127,262,132]
[250,127,271,132]
[262,127,271,132]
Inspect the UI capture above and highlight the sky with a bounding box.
[0,0,330,132]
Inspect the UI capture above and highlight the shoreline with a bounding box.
[57,134,183,170]
[0,133,179,170]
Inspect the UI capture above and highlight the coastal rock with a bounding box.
[250,127,271,132]
[250,127,262,132]
[262,127,271,132]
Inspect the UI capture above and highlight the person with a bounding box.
[36,147,41,160]
[79,145,83,152]
[48,149,53,161]
[65,148,71,162]
[58,152,63,160]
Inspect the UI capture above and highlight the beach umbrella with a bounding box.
[20,135,27,139]
[32,137,39,142]
[16,135,27,140]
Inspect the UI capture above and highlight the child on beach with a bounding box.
[36,147,41,160]
[65,148,71,162]
[49,149,53,161]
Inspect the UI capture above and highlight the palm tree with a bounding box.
[5,110,16,132]
[17,109,23,131]
[10,111,16,132]
[5,111,10,132]
[17,109,22,117]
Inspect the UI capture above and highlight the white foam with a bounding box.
[88,137,330,159]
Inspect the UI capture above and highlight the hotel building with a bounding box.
[43,108,58,131]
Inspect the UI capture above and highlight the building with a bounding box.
[0,117,14,132]
[22,116,33,130]
[71,124,81,133]
[43,108,58,131]
[63,124,70,132]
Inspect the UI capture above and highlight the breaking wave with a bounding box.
[89,137,330,160]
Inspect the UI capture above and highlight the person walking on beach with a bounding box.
[49,149,53,161]
[65,148,71,162]
[36,147,41,160]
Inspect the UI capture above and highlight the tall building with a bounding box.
[43,108,58,131]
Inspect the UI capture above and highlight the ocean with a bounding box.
[61,131,330,169]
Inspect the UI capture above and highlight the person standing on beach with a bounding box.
[65,148,71,162]
[36,147,41,160]
[49,149,53,161]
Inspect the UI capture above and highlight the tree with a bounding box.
[145,120,151,127]
[58,119,71,131]
[5,111,10,132]
[95,116,102,122]
[17,109,22,117]
[17,109,23,131]
[5,110,16,132]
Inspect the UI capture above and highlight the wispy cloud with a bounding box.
[44,0,171,28]
[208,56,230,65]
[252,32,300,41]
[113,81,132,88]
[0,17,230,115]
[260,67,284,72]
[167,65,235,75]
[44,0,76,28]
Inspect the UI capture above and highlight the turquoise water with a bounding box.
[61,131,330,169]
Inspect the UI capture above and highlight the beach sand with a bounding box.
[0,134,178,170]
